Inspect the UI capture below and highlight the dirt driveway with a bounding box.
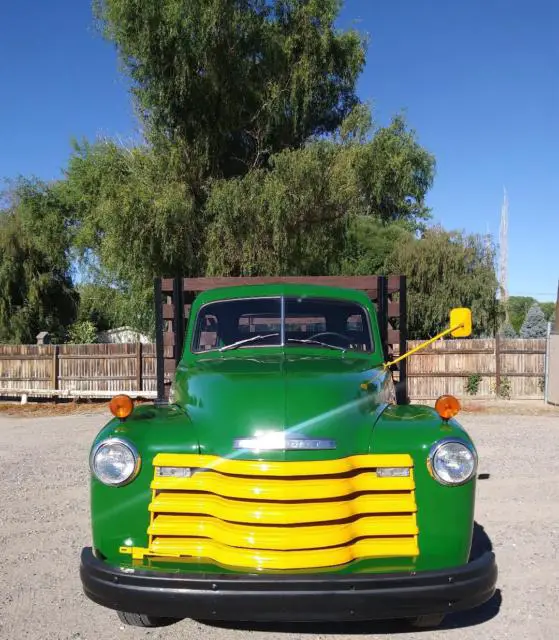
[1,409,558,640]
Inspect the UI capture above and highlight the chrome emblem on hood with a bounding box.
[234,431,336,451]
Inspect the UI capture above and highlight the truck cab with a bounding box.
[80,280,497,628]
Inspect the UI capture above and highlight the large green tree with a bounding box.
[384,228,500,338]
[0,179,77,343]
[58,1,436,329]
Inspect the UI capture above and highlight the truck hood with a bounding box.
[174,353,392,459]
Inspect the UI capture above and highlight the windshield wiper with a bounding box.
[219,332,280,352]
[287,338,346,352]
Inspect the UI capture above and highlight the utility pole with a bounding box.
[554,280,559,335]
[498,188,509,319]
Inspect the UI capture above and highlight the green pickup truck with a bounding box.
[80,277,497,628]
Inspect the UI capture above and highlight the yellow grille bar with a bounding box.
[149,492,416,524]
[151,472,413,499]
[153,453,413,476]
[148,514,418,549]
[147,538,419,570]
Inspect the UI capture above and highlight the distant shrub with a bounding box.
[465,373,482,396]
[519,304,547,338]
[498,377,512,400]
[67,320,97,344]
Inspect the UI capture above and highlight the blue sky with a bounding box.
[1,1,557,301]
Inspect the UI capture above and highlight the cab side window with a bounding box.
[197,314,219,350]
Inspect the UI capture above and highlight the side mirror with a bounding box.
[384,306,473,370]
[450,308,472,337]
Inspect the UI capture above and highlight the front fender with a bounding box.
[89,404,199,564]
[372,404,476,570]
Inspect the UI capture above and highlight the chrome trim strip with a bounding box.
[234,436,337,451]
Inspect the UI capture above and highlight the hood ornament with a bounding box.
[234,431,336,451]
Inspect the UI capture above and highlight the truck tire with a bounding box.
[116,611,178,627]
[409,613,446,628]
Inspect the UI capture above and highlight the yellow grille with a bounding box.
[125,453,419,570]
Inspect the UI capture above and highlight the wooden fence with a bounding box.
[0,343,157,399]
[0,337,546,401]
[407,337,546,401]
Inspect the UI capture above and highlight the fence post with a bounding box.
[545,322,550,403]
[377,276,388,360]
[51,345,59,391]
[398,275,408,405]
[136,342,143,392]
[173,275,185,366]
[495,333,501,396]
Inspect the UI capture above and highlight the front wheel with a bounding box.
[117,611,179,627]
[409,613,446,628]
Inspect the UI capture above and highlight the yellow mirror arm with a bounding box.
[384,324,464,369]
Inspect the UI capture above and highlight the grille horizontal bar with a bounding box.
[148,537,419,570]
[151,472,414,499]
[153,453,413,477]
[148,514,418,549]
[149,492,417,524]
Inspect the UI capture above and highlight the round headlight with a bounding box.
[428,439,477,486]
[90,438,140,486]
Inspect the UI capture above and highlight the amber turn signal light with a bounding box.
[109,394,134,420]
[435,395,460,420]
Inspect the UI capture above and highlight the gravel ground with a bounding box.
[1,409,559,640]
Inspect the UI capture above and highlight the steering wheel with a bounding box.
[308,331,353,346]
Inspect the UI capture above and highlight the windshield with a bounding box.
[192,297,373,353]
